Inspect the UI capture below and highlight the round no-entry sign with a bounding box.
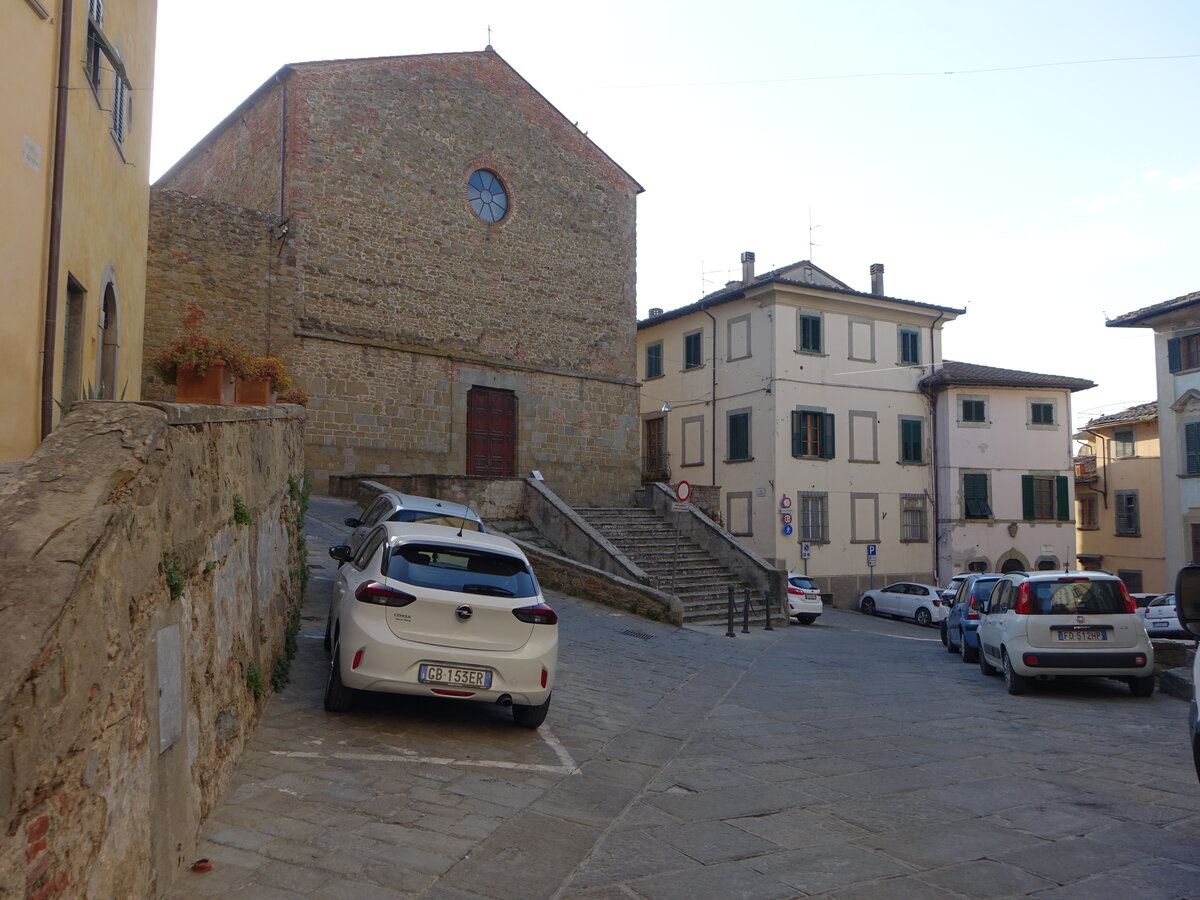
[676,480,692,503]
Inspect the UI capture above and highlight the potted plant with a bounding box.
[235,356,290,406]
[150,304,248,405]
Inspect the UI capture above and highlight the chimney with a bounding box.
[870,263,884,295]
[648,307,664,318]
[741,251,756,284]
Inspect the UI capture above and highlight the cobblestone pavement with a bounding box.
[166,495,1200,899]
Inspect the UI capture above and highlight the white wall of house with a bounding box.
[639,275,957,606]
[1152,322,1200,574]
[934,385,1079,581]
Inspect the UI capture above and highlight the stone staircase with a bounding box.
[576,507,772,627]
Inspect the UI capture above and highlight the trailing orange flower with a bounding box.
[245,357,292,391]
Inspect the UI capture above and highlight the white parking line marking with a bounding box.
[270,726,580,775]
[847,628,942,643]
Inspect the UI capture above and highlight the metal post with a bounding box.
[742,586,751,633]
[726,585,735,637]
[764,585,774,631]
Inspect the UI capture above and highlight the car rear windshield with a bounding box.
[387,543,537,598]
[390,510,484,531]
[1027,579,1127,615]
[790,577,816,590]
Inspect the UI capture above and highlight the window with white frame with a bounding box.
[900,494,927,542]
[799,492,828,543]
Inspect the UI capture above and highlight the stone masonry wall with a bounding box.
[0,401,305,898]
[149,51,643,506]
[143,190,300,403]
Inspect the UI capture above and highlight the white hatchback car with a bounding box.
[326,522,558,727]
[786,573,823,625]
[858,582,948,627]
[976,570,1154,696]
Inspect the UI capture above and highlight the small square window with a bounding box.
[1113,429,1134,458]
[1031,402,1055,425]
[961,399,986,423]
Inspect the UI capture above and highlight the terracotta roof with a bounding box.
[1084,401,1158,428]
[919,360,1095,393]
[639,260,964,327]
[1107,290,1200,327]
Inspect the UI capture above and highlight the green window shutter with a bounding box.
[964,473,991,517]
[1021,475,1034,520]
[1187,422,1200,474]
[1056,474,1069,520]
[791,410,803,457]
[820,413,836,459]
[901,419,922,463]
[1169,338,1182,373]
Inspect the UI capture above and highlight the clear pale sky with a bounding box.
[150,0,1200,428]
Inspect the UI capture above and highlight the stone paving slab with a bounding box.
[163,494,1200,899]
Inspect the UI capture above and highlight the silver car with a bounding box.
[343,491,484,558]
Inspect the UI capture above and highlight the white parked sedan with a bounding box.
[859,582,948,627]
[325,522,558,728]
[1144,593,1187,637]
[787,573,823,625]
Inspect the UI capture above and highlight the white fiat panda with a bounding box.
[976,570,1155,696]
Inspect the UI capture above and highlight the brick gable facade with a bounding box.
[147,50,642,504]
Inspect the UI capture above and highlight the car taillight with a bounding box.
[966,609,979,620]
[513,603,558,625]
[541,667,549,688]
[1015,583,1032,615]
[1118,581,1136,614]
[933,599,941,607]
[788,587,803,595]
[355,581,416,607]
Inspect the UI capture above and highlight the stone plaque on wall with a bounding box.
[157,624,182,753]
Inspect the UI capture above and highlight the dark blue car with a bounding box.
[942,574,1002,663]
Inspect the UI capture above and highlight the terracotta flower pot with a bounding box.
[235,377,277,406]
[175,361,235,405]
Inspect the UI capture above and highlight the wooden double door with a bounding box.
[466,387,516,477]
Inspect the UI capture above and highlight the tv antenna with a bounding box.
[809,209,822,260]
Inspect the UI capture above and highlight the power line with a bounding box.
[603,53,1200,89]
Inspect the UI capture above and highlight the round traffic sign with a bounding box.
[675,480,691,503]
[780,496,792,509]
[781,512,793,525]
[782,524,793,536]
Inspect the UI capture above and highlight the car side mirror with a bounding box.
[344,517,361,528]
[1174,564,1200,637]
[329,545,353,563]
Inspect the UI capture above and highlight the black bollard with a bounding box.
[726,585,736,637]
[742,586,751,633]
[764,585,774,631]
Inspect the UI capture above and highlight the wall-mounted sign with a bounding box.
[676,480,691,503]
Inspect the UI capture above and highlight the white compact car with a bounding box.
[858,582,948,627]
[786,573,823,625]
[325,522,557,728]
[976,570,1154,696]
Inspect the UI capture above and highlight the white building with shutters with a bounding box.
[919,361,1095,582]
[636,255,964,608]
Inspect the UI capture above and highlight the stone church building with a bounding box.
[145,49,643,504]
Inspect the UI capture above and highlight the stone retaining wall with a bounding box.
[0,401,305,898]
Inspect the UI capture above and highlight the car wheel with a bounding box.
[324,647,355,712]
[861,597,876,616]
[979,647,998,677]
[512,694,551,729]
[915,607,932,627]
[944,625,955,653]
[959,629,978,663]
[1002,652,1030,695]
[1129,675,1155,697]
[796,615,817,625]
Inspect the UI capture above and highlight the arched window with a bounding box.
[99,284,119,398]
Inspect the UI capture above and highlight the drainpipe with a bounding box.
[703,304,717,488]
[925,309,945,581]
[1082,428,1109,509]
[40,0,74,439]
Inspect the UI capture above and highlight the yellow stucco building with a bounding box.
[2,0,157,463]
